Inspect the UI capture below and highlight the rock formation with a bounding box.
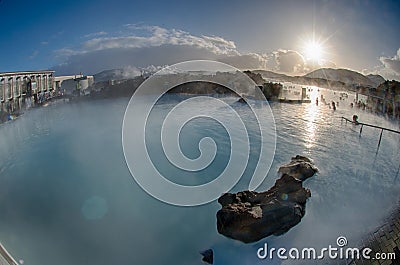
[216,155,318,243]
[277,155,318,181]
[200,249,213,264]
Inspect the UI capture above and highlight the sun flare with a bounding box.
[304,41,324,62]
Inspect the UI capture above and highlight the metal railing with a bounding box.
[341,116,400,151]
[0,243,19,265]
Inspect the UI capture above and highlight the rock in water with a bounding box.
[278,155,318,181]
[200,249,213,264]
[237,97,245,103]
[216,155,317,243]
[216,175,309,243]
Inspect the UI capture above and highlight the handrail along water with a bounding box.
[0,243,19,265]
[341,116,400,151]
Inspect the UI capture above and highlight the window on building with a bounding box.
[36,75,41,92]
[43,75,47,91]
[7,78,13,99]
[15,77,21,97]
[32,81,37,92]
[48,74,53,90]
[22,77,28,95]
[0,78,4,101]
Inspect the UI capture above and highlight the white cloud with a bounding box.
[273,49,306,74]
[57,25,238,58]
[219,53,270,70]
[120,65,146,79]
[53,24,338,76]
[379,48,400,77]
[364,48,400,81]
[268,50,337,75]
[83,31,108,38]
[53,45,214,75]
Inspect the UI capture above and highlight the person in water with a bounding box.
[352,114,359,124]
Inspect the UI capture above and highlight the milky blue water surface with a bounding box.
[0,89,399,265]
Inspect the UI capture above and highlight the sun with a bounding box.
[304,40,324,62]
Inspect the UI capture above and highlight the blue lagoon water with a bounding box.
[0,90,399,265]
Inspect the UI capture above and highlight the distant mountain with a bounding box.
[94,65,383,94]
[252,70,292,81]
[93,65,164,83]
[366,74,385,86]
[304,68,375,87]
[251,68,388,91]
[94,69,127,82]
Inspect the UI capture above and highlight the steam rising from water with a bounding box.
[0,88,399,265]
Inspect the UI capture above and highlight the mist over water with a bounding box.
[0,89,399,265]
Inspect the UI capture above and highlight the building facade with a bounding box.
[54,75,94,96]
[0,70,55,112]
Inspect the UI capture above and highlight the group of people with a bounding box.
[314,93,361,124]
[316,95,340,111]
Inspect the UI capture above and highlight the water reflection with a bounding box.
[0,93,400,265]
[302,89,321,148]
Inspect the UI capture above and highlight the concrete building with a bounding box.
[0,70,55,112]
[54,75,94,96]
[279,82,311,102]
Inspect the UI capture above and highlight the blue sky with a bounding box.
[0,0,399,79]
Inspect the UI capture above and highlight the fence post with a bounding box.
[377,129,383,149]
